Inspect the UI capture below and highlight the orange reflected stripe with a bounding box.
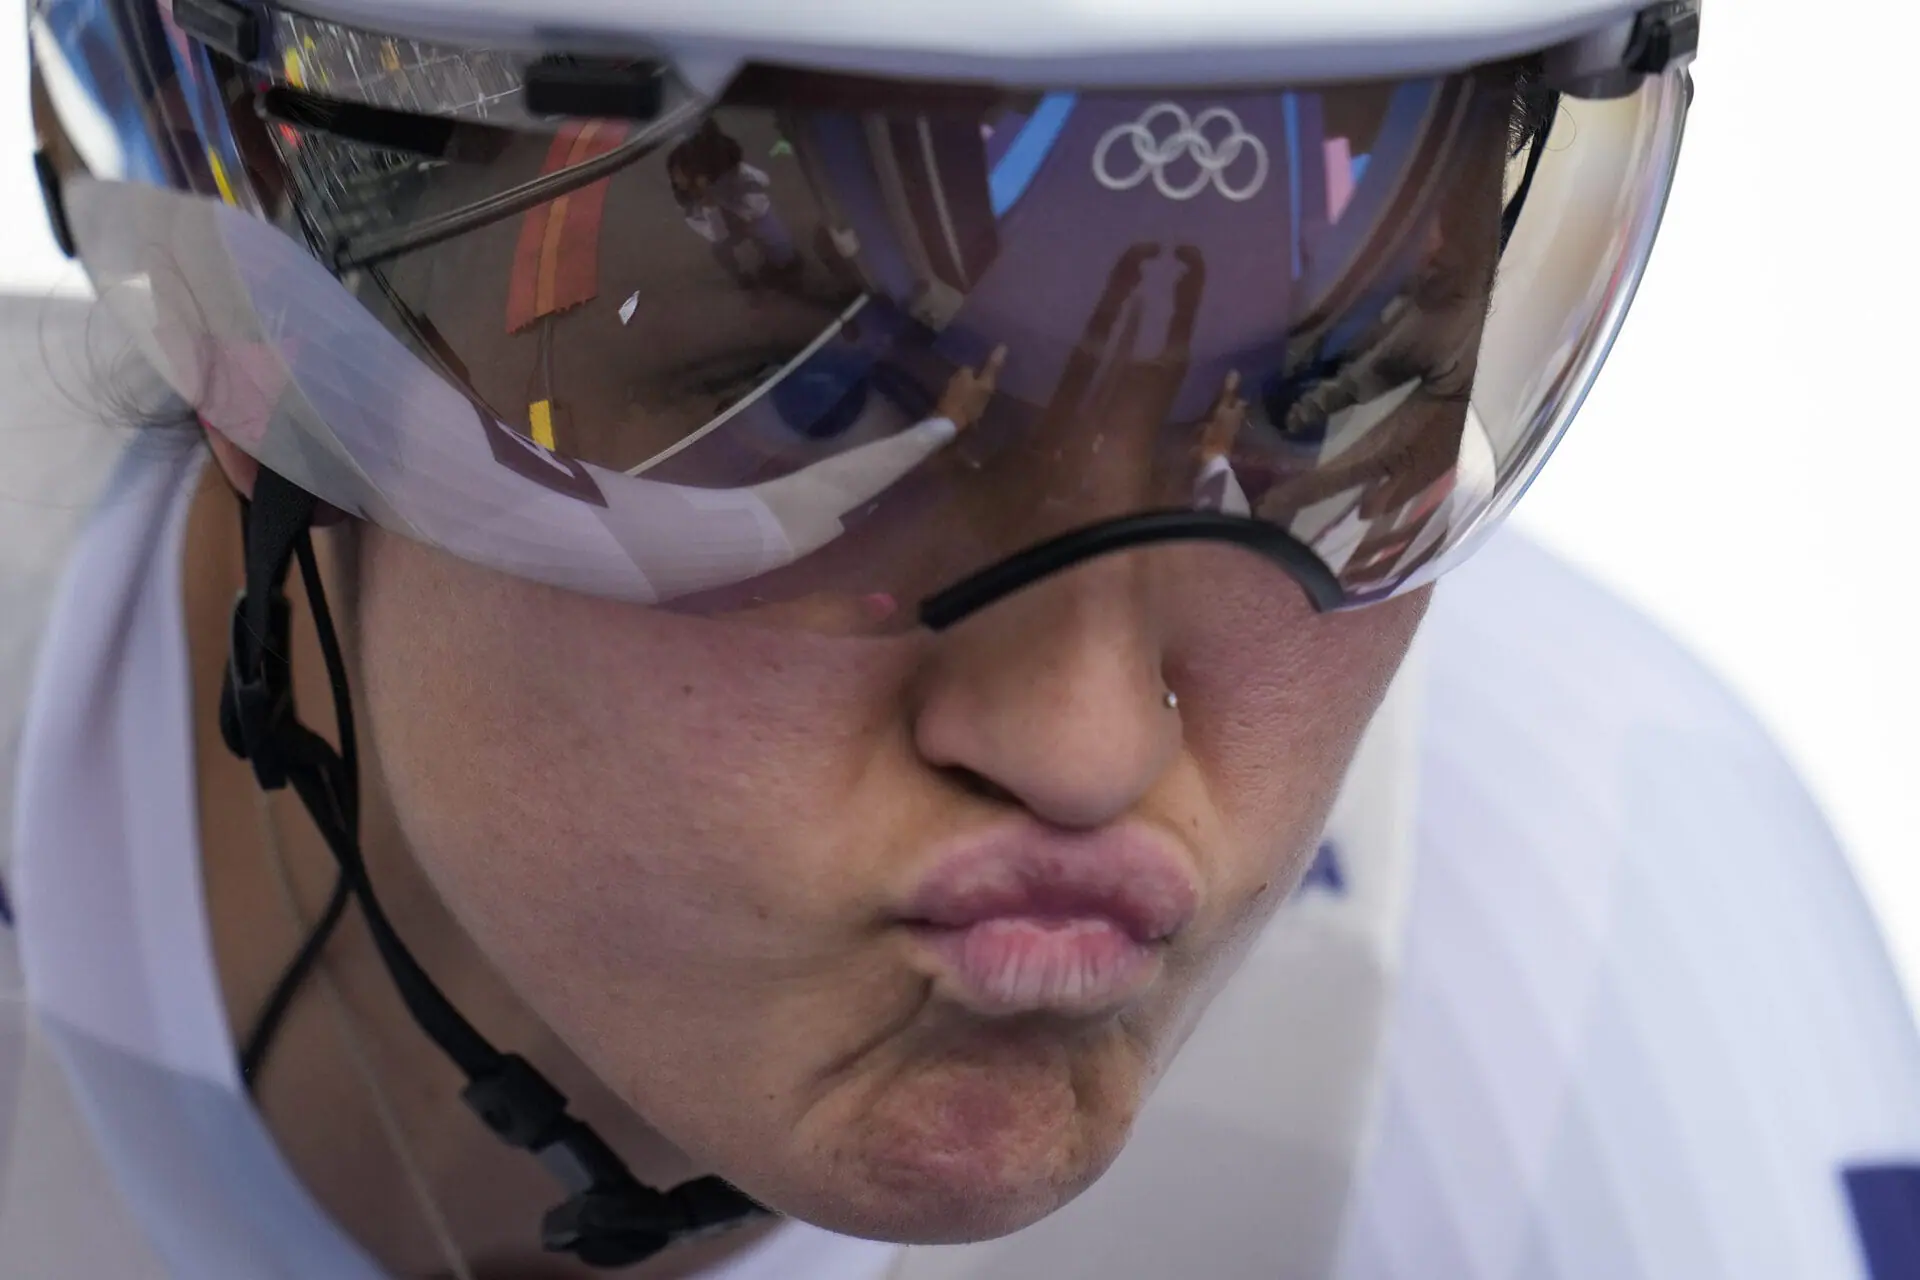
[505,120,626,334]
[534,122,603,318]
[535,193,573,318]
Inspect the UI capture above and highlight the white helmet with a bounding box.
[221,0,1686,91]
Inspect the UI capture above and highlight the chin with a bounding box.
[747,1021,1146,1245]
[767,1135,1125,1247]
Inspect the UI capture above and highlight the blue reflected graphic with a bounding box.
[989,93,1077,216]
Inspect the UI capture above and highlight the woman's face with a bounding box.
[350,523,1426,1243]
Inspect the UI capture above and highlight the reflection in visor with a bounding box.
[319,70,1502,616]
[64,47,1686,629]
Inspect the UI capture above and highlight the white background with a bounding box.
[1,2,1915,1001]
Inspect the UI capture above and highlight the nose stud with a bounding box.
[1163,691,1180,711]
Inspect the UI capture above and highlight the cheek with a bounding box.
[349,530,926,992]
[1163,560,1428,923]
[345,529,1428,1239]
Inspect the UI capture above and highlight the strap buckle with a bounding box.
[542,1176,767,1269]
[219,587,295,789]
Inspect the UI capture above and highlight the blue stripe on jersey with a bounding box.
[1845,1164,1920,1278]
[1296,839,1346,898]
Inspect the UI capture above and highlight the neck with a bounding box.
[181,466,774,1278]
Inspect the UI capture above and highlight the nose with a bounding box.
[911,553,1180,830]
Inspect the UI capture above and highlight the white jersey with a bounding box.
[5,297,1919,1278]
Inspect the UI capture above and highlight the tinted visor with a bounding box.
[61,37,1687,628]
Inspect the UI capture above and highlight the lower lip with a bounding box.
[906,917,1164,1017]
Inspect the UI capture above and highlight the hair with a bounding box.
[38,294,199,442]
[29,65,198,443]
[1507,61,1561,157]
[667,117,747,184]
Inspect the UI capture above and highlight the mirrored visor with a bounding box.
[64,48,1688,630]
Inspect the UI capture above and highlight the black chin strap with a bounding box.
[220,467,766,1270]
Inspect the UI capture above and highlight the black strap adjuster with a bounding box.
[219,587,295,789]
[1626,1,1701,74]
[542,1176,767,1269]
[172,0,262,62]
[462,1054,570,1150]
[523,57,665,120]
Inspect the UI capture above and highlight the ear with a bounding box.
[203,423,261,499]
[201,423,348,526]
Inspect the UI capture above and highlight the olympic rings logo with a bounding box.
[1092,104,1270,202]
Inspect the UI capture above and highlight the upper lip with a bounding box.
[896,822,1201,944]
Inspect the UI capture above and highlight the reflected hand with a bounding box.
[936,345,1008,432]
[1195,370,1247,461]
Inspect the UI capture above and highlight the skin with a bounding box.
[190,425,1426,1279]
